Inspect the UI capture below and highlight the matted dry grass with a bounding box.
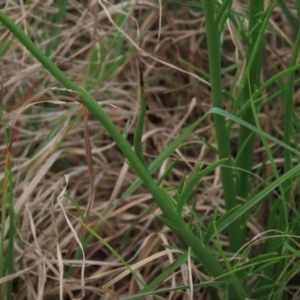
[0,1,298,299]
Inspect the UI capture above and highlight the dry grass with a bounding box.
[0,1,298,299]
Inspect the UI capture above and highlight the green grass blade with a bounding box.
[80,221,149,292]
[87,48,133,92]
[121,115,207,200]
[296,1,300,24]
[282,29,300,201]
[234,0,266,241]
[231,0,276,115]
[45,0,68,57]
[157,158,178,186]
[216,0,233,33]
[204,163,300,242]
[203,0,243,253]
[0,37,14,57]
[210,108,300,156]
[133,252,188,299]
[177,158,228,215]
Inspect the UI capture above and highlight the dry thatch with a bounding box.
[0,1,298,299]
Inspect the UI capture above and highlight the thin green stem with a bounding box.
[202,0,243,252]
[202,2,246,297]
[282,29,300,205]
[235,0,264,241]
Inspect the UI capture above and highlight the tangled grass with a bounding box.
[1,1,300,299]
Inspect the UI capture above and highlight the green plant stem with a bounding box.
[282,29,300,206]
[45,0,68,57]
[202,0,243,252]
[0,10,227,281]
[135,252,188,299]
[202,3,247,297]
[235,0,264,241]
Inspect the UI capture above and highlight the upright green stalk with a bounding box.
[256,29,300,298]
[282,29,300,208]
[235,0,264,241]
[202,0,243,251]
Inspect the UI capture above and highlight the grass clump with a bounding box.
[1,1,300,299]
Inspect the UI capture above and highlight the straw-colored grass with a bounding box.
[1,1,300,299]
